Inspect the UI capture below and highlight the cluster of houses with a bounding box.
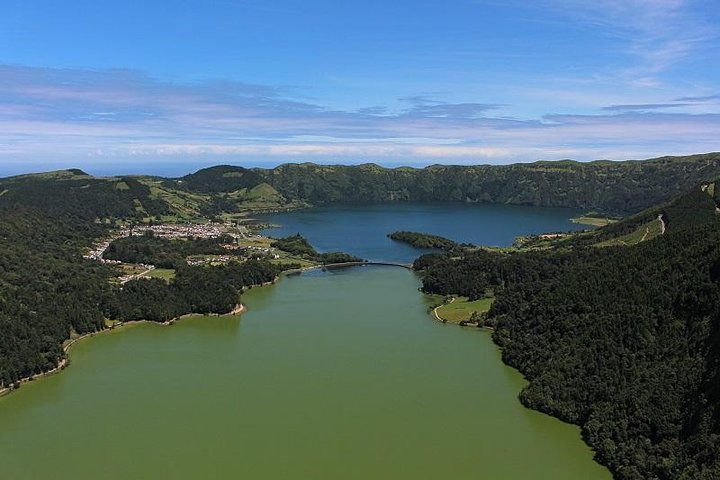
[187,247,280,267]
[246,245,279,257]
[187,255,236,266]
[84,222,280,275]
[83,237,122,263]
[121,221,250,240]
[84,222,249,262]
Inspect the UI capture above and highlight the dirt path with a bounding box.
[658,214,666,235]
[640,226,650,242]
[432,297,455,322]
[121,266,155,284]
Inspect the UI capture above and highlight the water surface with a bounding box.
[0,268,608,479]
[260,203,585,263]
[0,204,609,479]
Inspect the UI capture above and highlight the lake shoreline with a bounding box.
[1,263,393,398]
[0,263,609,479]
[1,262,411,398]
[0,302,247,399]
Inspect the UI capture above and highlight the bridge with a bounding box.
[316,261,413,270]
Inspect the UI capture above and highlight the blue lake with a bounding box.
[260,202,586,263]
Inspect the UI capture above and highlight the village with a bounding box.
[83,221,284,283]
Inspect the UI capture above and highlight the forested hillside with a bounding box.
[0,208,114,387]
[414,184,720,479]
[270,234,364,264]
[108,260,283,323]
[238,152,720,214]
[0,170,170,220]
[0,173,289,389]
[4,152,720,219]
[176,165,266,193]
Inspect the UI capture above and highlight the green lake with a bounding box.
[0,266,610,479]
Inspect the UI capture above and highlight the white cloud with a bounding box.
[0,64,717,173]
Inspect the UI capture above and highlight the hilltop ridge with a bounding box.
[5,152,720,221]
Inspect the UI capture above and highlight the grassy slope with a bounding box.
[142,179,210,220]
[571,215,618,227]
[144,268,176,281]
[526,181,718,250]
[436,296,494,323]
[595,217,664,247]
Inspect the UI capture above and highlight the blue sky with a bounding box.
[0,0,718,175]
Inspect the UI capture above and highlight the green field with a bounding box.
[435,296,494,323]
[239,235,319,268]
[120,264,150,276]
[144,268,176,281]
[571,215,618,227]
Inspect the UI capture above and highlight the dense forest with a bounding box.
[174,165,266,193]
[0,173,290,390]
[108,260,283,322]
[0,170,169,220]
[241,152,720,214]
[388,231,460,251]
[270,234,364,264]
[414,185,720,479]
[0,207,114,387]
[104,232,238,268]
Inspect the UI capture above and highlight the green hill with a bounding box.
[162,152,720,216]
[245,152,720,214]
[176,165,267,193]
[0,172,170,220]
[5,152,720,220]
[560,180,720,248]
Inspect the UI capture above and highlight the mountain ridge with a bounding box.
[5,152,720,219]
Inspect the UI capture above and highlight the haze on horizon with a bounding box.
[0,0,718,176]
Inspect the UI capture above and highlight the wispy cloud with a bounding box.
[398,96,505,119]
[0,64,717,173]
[573,0,712,71]
[602,103,691,111]
[493,0,717,85]
[673,94,719,103]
